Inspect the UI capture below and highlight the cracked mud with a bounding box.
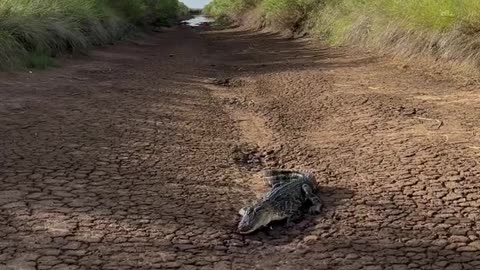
[2,25,480,270]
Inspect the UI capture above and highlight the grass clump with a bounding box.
[0,31,27,69]
[0,0,187,70]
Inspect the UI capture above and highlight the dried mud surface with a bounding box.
[2,25,480,270]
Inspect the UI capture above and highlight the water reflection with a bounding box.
[182,15,214,27]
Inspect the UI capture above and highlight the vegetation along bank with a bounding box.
[205,0,480,74]
[0,0,190,69]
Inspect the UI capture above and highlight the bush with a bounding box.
[190,9,203,16]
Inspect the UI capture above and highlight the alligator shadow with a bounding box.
[239,186,354,244]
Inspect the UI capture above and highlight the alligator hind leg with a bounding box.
[302,184,323,214]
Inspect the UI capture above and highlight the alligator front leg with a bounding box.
[302,184,323,214]
[286,211,303,227]
[238,207,248,216]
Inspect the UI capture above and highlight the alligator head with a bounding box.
[237,204,278,234]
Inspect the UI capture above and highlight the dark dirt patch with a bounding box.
[230,143,279,170]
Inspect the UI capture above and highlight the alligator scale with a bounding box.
[238,169,323,234]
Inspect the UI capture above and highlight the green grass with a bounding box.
[204,0,256,18]
[207,0,480,31]
[27,54,57,70]
[205,0,480,71]
[311,0,480,68]
[261,0,319,29]
[0,0,187,70]
[314,0,480,33]
[0,30,27,69]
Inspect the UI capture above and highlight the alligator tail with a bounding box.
[264,169,318,189]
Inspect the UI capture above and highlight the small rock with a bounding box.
[228,239,243,247]
[303,235,319,245]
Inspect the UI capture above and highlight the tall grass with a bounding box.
[204,0,256,19]
[314,0,480,36]
[313,0,480,70]
[0,0,187,69]
[206,0,480,71]
[261,0,318,30]
[207,0,480,31]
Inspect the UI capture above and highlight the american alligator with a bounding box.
[238,169,323,234]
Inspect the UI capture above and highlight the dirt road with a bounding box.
[2,25,480,270]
